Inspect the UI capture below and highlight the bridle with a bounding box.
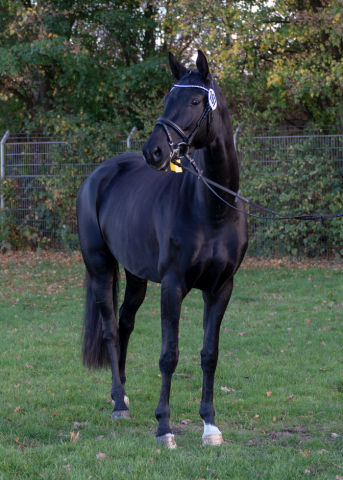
[155,83,217,162]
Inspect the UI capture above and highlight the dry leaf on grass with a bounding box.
[221,386,235,393]
[237,332,246,336]
[273,416,277,422]
[287,395,294,401]
[180,419,191,425]
[266,391,272,397]
[70,431,80,443]
[14,406,20,413]
[304,470,311,475]
[331,433,339,438]
[72,422,87,430]
[96,452,106,460]
[96,435,105,441]
[150,457,155,464]
[253,415,259,419]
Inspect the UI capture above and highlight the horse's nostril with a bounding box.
[152,147,162,160]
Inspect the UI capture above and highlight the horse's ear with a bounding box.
[169,52,187,81]
[196,50,210,80]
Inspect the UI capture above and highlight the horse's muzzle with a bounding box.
[142,141,170,171]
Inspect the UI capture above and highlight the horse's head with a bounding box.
[142,50,219,171]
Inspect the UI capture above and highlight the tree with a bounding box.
[0,0,342,133]
[202,0,343,126]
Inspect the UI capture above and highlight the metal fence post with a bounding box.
[233,123,242,152]
[1,130,10,209]
[126,126,137,150]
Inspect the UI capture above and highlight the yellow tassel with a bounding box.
[170,161,183,173]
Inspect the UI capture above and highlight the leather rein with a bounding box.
[156,84,343,222]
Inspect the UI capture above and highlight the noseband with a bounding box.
[156,83,217,162]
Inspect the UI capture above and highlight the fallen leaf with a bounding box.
[237,332,246,336]
[14,406,20,413]
[52,411,57,416]
[221,386,235,393]
[70,431,80,443]
[303,451,311,457]
[96,435,105,441]
[323,326,328,331]
[306,319,311,323]
[253,415,259,419]
[266,391,272,397]
[280,349,285,353]
[180,419,191,425]
[57,433,64,437]
[304,469,310,475]
[273,416,277,422]
[287,395,294,401]
[25,364,33,368]
[331,433,339,438]
[15,437,19,444]
[62,465,71,471]
[320,341,326,346]
[72,422,87,430]
[307,411,313,415]
[96,452,106,460]
[150,457,155,464]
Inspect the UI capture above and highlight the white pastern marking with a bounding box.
[202,422,222,438]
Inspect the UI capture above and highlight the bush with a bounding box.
[240,137,343,257]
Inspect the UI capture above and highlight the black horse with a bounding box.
[76,50,248,448]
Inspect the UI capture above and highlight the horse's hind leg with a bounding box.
[84,250,129,418]
[118,270,147,389]
[200,279,234,446]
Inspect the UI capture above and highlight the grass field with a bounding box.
[0,252,342,480]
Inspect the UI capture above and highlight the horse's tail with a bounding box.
[82,264,120,369]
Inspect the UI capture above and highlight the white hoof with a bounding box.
[202,423,224,446]
[155,433,177,449]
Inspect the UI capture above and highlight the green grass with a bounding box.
[0,252,342,480]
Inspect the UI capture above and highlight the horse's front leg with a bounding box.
[200,278,234,446]
[155,274,185,449]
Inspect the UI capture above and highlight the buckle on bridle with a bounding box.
[172,142,189,160]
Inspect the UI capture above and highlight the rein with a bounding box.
[172,155,343,222]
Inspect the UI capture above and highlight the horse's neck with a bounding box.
[196,116,239,219]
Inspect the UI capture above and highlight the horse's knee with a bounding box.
[159,348,179,374]
[200,349,218,373]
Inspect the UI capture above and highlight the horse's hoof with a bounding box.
[112,410,131,419]
[202,433,224,446]
[155,433,177,449]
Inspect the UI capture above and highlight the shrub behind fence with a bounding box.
[1,128,343,256]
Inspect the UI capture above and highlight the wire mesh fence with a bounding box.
[1,127,343,256]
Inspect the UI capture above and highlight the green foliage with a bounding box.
[240,136,343,256]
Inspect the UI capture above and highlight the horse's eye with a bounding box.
[191,99,200,106]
